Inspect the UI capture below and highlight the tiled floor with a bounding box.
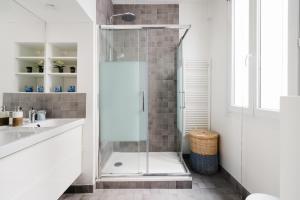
[102,152,186,174]
[59,172,242,200]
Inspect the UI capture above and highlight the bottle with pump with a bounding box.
[10,106,23,127]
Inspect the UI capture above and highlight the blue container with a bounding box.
[67,85,76,92]
[190,152,219,175]
[54,86,62,92]
[25,86,33,92]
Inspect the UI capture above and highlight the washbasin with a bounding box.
[22,119,75,128]
[0,119,82,148]
[0,129,36,146]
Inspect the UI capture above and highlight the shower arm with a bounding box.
[109,14,124,24]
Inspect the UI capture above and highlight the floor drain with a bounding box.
[114,162,123,167]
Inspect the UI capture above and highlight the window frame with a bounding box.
[228,0,287,118]
[228,0,253,114]
[254,0,288,112]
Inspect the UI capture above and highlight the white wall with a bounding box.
[208,0,280,196]
[76,0,97,22]
[209,0,299,196]
[0,1,97,186]
[46,22,97,185]
[179,0,210,153]
[287,0,299,95]
[280,97,300,200]
[0,1,45,106]
[179,0,210,61]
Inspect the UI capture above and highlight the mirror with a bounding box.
[0,0,46,106]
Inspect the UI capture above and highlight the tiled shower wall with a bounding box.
[112,5,178,24]
[113,5,179,152]
[96,0,113,24]
[3,93,86,118]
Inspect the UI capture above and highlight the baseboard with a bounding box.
[64,185,94,193]
[219,166,250,200]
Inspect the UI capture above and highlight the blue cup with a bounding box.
[67,85,76,92]
[54,86,62,92]
[25,86,33,92]
[37,85,44,93]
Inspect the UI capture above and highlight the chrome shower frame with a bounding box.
[97,24,191,179]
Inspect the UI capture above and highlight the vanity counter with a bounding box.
[0,118,84,200]
[0,118,85,159]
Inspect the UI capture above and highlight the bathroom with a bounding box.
[0,0,299,200]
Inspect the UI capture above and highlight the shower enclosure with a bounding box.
[98,25,190,177]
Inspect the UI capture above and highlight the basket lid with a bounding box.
[188,129,219,139]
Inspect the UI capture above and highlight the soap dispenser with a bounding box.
[0,106,9,126]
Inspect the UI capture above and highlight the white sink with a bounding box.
[0,118,84,160]
[22,119,76,128]
[0,130,35,146]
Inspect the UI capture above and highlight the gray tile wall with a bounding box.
[3,93,86,118]
[113,5,179,152]
[113,4,179,24]
[96,0,113,24]
[113,141,147,152]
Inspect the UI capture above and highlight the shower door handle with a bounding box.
[182,91,186,109]
[142,91,145,112]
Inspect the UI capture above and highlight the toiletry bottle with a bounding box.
[0,106,9,126]
[29,108,37,123]
[11,106,23,127]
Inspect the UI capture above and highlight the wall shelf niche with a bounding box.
[15,42,78,93]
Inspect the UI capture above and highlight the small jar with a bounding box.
[0,110,9,126]
[10,110,23,127]
[37,110,46,121]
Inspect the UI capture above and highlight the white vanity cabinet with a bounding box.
[0,119,84,200]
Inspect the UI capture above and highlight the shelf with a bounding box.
[17,76,44,93]
[48,73,77,77]
[16,73,44,77]
[50,43,77,57]
[49,57,77,61]
[49,57,77,67]
[16,57,44,60]
[48,92,78,93]
[49,75,77,93]
[15,42,77,93]
[16,43,45,57]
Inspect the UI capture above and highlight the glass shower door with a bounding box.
[99,29,148,176]
[176,43,185,159]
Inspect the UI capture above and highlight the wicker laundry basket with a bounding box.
[188,129,219,155]
[188,129,219,174]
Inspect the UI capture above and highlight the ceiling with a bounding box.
[14,0,91,23]
[0,1,43,23]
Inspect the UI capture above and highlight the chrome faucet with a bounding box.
[0,105,6,112]
[28,108,37,123]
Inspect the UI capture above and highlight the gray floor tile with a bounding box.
[59,172,241,200]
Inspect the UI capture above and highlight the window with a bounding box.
[230,0,287,112]
[231,0,250,108]
[258,0,287,111]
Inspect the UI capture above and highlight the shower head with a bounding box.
[110,12,136,24]
[121,12,136,22]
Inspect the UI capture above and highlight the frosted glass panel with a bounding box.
[100,61,143,141]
